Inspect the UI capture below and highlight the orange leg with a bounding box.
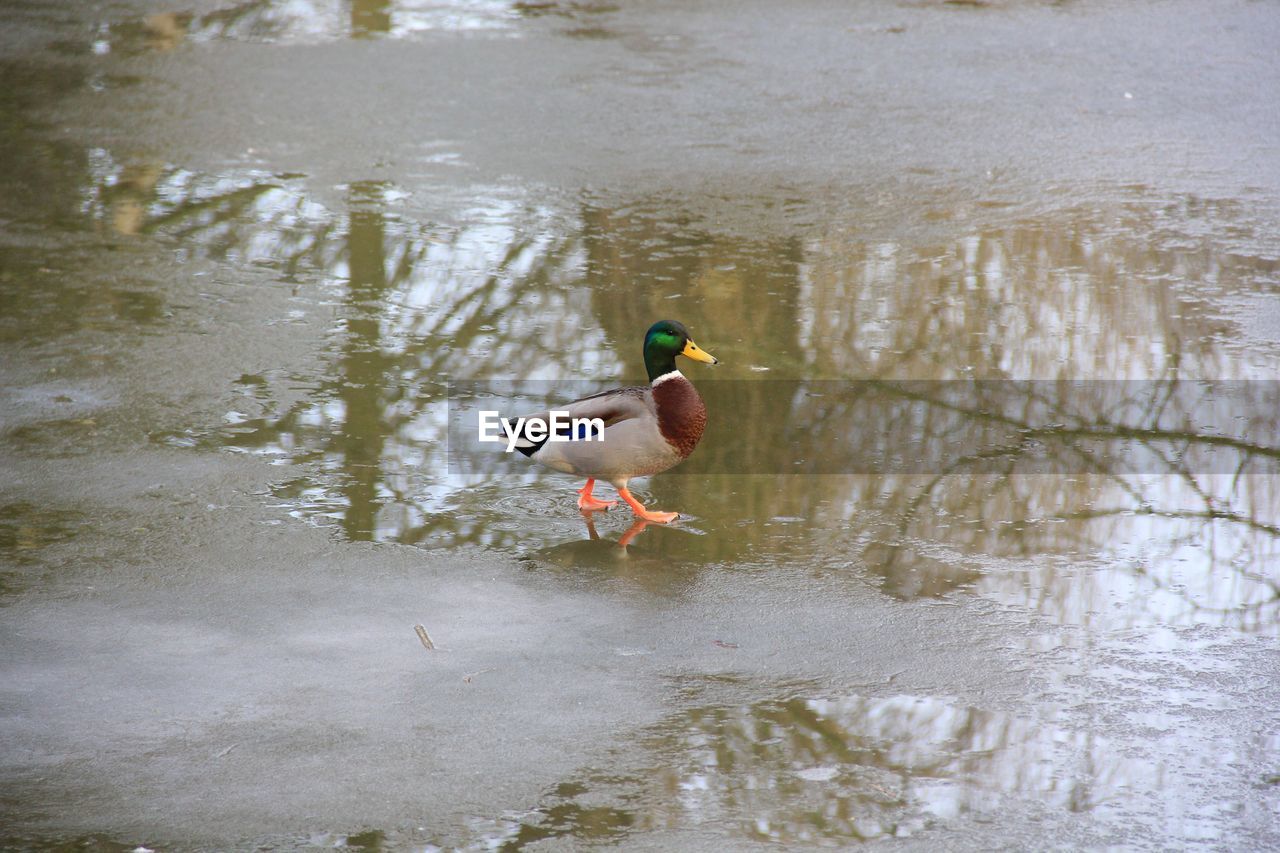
[577,478,617,512]
[617,487,678,524]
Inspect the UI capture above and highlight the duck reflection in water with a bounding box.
[584,515,651,551]
[527,516,657,576]
[525,512,705,595]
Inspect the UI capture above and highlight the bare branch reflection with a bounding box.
[469,687,1153,848]
[90,0,600,51]
[74,156,1279,633]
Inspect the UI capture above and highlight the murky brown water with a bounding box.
[2,0,1279,849]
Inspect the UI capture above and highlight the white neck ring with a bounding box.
[651,370,684,387]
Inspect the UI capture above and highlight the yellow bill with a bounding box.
[681,339,719,364]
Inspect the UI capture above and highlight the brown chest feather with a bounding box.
[652,377,708,458]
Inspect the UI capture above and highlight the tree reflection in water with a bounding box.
[76,154,1280,635]
[468,685,1152,848]
[84,0,600,53]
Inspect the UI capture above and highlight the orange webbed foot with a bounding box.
[617,487,679,524]
[577,479,617,513]
[636,509,678,524]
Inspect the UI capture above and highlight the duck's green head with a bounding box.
[643,319,719,382]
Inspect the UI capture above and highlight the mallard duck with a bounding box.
[504,319,719,523]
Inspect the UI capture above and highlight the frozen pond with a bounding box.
[1,0,1278,849]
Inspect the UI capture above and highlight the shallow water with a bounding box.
[2,0,1279,849]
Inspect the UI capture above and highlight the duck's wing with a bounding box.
[505,386,652,456]
[560,385,652,426]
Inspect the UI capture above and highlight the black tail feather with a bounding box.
[514,436,546,458]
